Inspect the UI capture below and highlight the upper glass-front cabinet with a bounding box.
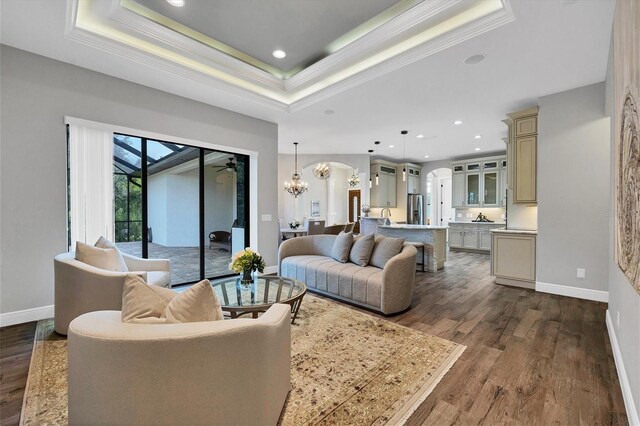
[483,172,498,206]
[466,173,480,206]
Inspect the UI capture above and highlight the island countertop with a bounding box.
[448,221,506,225]
[378,224,449,230]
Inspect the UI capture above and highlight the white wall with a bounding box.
[147,174,169,245]
[204,168,235,238]
[279,154,370,222]
[536,82,610,293]
[605,36,640,421]
[0,45,278,318]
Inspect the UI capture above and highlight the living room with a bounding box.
[1,0,639,425]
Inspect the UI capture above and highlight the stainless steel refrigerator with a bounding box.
[407,194,424,225]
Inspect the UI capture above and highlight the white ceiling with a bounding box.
[0,0,615,162]
[134,0,403,73]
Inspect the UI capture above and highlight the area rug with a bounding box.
[21,295,464,425]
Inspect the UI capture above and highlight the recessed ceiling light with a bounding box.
[424,155,430,158]
[416,134,424,139]
[323,109,335,115]
[453,120,463,125]
[464,54,486,65]
[474,147,481,151]
[474,134,482,139]
[389,145,395,148]
[166,0,185,6]
[272,50,286,59]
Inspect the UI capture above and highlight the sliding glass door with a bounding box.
[112,134,249,287]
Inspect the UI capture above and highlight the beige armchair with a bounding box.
[67,305,291,425]
[54,252,171,335]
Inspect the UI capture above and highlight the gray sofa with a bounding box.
[278,235,417,315]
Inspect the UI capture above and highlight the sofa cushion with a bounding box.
[349,233,375,267]
[122,275,223,324]
[331,231,354,263]
[75,241,127,272]
[369,236,405,269]
[94,236,128,272]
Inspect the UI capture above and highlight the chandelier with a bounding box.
[347,168,360,187]
[284,142,308,198]
[313,162,332,180]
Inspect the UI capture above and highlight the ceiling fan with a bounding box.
[214,157,237,173]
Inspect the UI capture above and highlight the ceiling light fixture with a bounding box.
[313,162,332,180]
[464,54,486,65]
[475,147,481,151]
[166,0,185,6]
[323,109,335,115]
[424,155,430,158]
[416,134,424,139]
[368,149,374,188]
[454,120,463,125]
[374,141,381,186]
[474,134,482,139]
[401,130,408,182]
[348,168,360,188]
[272,50,286,59]
[284,142,308,198]
[389,145,395,148]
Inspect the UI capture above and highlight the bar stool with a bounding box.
[406,241,425,272]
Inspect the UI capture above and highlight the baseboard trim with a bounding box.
[535,281,608,303]
[0,305,54,328]
[606,310,640,426]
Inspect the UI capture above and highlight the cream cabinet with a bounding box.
[370,163,397,208]
[491,231,536,288]
[505,107,538,205]
[449,223,503,253]
[451,155,506,208]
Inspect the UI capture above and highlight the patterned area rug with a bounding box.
[21,295,464,425]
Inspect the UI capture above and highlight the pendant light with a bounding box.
[374,141,380,186]
[401,130,408,182]
[284,142,308,198]
[347,168,360,187]
[368,149,374,188]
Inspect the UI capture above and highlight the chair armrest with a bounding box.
[122,253,170,272]
[380,244,417,314]
[278,237,313,273]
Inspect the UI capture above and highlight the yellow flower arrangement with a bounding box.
[229,248,266,274]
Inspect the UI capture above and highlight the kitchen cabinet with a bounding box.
[505,107,538,204]
[491,230,536,288]
[407,175,420,194]
[452,173,465,208]
[449,222,504,252]
[370,163,397,207]
[451,155,506,208]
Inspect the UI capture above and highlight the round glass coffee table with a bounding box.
[211,276,306,324]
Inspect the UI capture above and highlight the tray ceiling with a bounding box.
[68,0,514,110]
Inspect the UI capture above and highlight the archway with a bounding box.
[426,167,453,228]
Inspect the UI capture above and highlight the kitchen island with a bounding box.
[360,218,447,271]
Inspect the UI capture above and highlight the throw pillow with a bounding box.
[349,233,376,267]
[369,236,405,269]
[121,275,224,324]
[163,279,224,323]
[75,241,127,272]
[94,236,128,272]
[331,231,354,263]
[121,274,176,323]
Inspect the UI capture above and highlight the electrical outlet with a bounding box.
[576,268,585,279]
[616,311,620,328]
[261,214,272,222]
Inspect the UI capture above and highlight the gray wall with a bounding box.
[0,45,278,315]
[536,82,610,292]
[605,38,640,418]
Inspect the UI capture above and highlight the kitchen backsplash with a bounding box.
[453,207,506,223]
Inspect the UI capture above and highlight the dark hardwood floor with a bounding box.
[0,251,628,425]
